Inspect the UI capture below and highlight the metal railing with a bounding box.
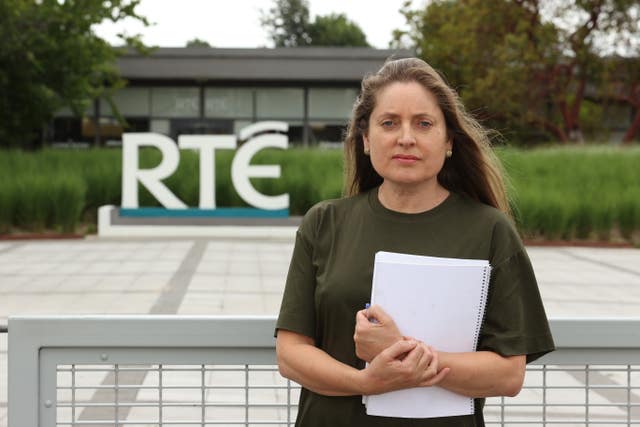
[7,316,640,426]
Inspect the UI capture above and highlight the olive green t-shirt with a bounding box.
[276,188,555,427]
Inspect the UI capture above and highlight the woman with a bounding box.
[276,58,554,426]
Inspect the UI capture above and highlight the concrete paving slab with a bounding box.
[527,247,640,317]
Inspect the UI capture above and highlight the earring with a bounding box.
[364,147,370,156]
[446,149,452,158]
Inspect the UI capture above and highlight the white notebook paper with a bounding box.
[363,251,491,419]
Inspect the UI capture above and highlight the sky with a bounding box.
[93,0,420,49]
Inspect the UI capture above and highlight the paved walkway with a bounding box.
[0,238,639,426]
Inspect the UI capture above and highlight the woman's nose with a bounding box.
[397,125,416,146]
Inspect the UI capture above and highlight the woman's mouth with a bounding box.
[392,154,420,163]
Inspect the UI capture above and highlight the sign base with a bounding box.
[98,206,300,239]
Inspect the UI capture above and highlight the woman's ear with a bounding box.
[363,134,370,153]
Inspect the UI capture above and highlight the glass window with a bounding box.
[150,119,170,136]
[309,121,346,145]
[170,118,233,139]
[101,87,151,117]
[287,123,304,145]
[256,88,304,119]
[52,117,83,142]
[236,120,303,145]
[54,103,93,117]
[80,117,149,140]
[81,117,122,139]
[309,88,358,120]
[205,88,253,118]
[151,87,200,118]
[234,120,253,136]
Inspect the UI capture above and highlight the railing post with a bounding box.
[8,318,41,427]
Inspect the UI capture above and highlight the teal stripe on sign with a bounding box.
[120,208,289,218]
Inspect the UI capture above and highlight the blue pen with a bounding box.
[364,303,378,324]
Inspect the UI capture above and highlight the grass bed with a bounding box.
[0,145,638,243]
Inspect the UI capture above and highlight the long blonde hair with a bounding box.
[343,57,511,217]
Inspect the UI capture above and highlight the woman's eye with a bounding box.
[419,120,432,128]
[381,120,394,127]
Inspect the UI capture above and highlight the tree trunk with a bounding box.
[536,117,568,143]
[553,125,569,143]
[566,78,586,143]
[94,98,102,148]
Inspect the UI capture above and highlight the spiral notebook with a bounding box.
[363,251,491,419]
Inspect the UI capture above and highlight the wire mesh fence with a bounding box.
[54,364,298,426]
[485,365,640,426]
[50,362,640,426]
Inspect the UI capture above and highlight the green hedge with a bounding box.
[0,146,639,241]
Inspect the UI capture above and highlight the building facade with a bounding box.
[52,47,412,146]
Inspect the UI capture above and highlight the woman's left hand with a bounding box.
[362,340,450,395]
[354,304,403,362]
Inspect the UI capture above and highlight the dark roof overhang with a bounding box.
[116,47,415,83]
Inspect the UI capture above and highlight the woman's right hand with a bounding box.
[354,304,403,362]
[360,340,450,395]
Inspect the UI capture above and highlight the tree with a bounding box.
[0,0,148,148]
[261,0,370,47]
[394,0,640,143]
[186,38,212,48]
[260,0,313,47]
[540,0,640,142]
[309,13,369,47]
[395,0,560,141]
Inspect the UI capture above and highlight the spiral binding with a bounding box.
[472,265,491,350]
[470,264,491,412]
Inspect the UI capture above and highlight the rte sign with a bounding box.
[121,121,289,212]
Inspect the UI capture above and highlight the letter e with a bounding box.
[231,133,289,210]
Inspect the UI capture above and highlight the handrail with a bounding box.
[7,315,640,358]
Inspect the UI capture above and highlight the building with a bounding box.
[52,47,412,146]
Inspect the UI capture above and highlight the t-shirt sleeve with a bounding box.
[275,207,319,340]
[477,221,555,363]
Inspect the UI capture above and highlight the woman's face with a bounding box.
[363,81,452,193]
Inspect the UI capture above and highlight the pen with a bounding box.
[364,303,378,324]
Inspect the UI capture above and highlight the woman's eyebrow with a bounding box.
[373,112,438,119]
[373,112,399,118]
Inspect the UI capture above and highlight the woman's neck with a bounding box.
[378,181,450,214]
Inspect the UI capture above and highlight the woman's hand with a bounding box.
[361,340,450,395]
[354,304,403,362]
